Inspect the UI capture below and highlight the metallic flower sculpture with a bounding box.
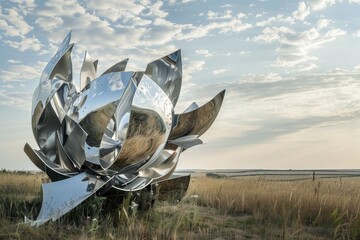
[24,31,225,226]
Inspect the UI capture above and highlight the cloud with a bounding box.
[307,0,339,10]
[0,89,32,111]
[183,60,205,81]
[207,10,233,20]
[316,19,331,29]
[220,4,232,8]
[253,24,346,71]
[168,0,194,5]
[0,61,44,82]
[7,59,22,64]
[0,8,32,37]
[212,69,227,75]
[9,0,36,15]
[354,29,360,37]
[4,36,41,51]
[35,16,64,29]
[292,2,310,20]
[195,49,213,57]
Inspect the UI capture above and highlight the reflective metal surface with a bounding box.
[169,90,225,140]
[80,51,97,91]
[31,173,109,226]
[145,50,182,106]
[24,31,225,226]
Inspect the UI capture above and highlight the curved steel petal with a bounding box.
[32,173,110,226]
[41,43,74,83]
[132,71,144,85]
[33,101,62,148]
[109,75,173,171]
[40,31,72,82]
[93,59,98,73]
[24,143,77,182]
[101,58,129,76]
[183,102,199,113]
[80,51,97,91]
[54,132,78,172]
[145,50,182,106]
[168,135,203,149]
[139,147,181,181]
[64,118,88,168]
[169,89,225,140]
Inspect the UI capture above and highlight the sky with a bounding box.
[1,0,360,170]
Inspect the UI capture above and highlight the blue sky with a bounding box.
[1,0,360,170]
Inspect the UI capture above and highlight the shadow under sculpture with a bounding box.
[24,31,225,226]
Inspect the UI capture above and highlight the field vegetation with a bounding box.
[1,170,360,239]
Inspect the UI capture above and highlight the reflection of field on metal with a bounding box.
[156,174,190,202]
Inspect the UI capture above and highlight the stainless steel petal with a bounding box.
[132,71,144,85]
[75,72,133,122]
[33,101,62,148]
[169,89,225,140]
[32,172,110,226]
[98,75,137,169]
[40,43,74,82]
[168,135,203,149]
[139,147,181,181]
[24,143,77,182]
[64,118,88,168]
[80,51,97,91]
[109,75,173,171]
[93,60,98,73]
[183,102,199,113]
[54,131,78,172]
[145,50,182,106]
[101,58,129,76]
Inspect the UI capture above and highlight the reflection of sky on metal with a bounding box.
[2,1,360,170]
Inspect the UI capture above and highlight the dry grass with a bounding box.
[1,171,360,239]
[189,176,360,239]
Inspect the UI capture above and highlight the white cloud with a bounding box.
[0,89,32,111]
[349,0,360,3]
[213,69,227,75]
[253,23,346,71]
[183,60,205,81]
[35,16,63,29]
[307,0,339,10]
[0,8,32,37]
[195,49,213,57]
[7,59,22,64]
[168,0,194,5]
[4,37,41,51]
[220,4,232,8]
[9,0,36,15]
[253,27,294,43]
[292,2,310,20]
[355,29,360,37]
[316,19,331,29]
[207,10,232,20]
[0,61,44,82]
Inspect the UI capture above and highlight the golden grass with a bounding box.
[0,171,43,195]
[189,176,360,238]
[2,171,360,239]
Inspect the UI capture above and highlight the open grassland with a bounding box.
[1,171,360,239]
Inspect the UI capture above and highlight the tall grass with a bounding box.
[189,176,360,239]
[2,171,360,239]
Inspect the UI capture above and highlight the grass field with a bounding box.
[1,171,360,239]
